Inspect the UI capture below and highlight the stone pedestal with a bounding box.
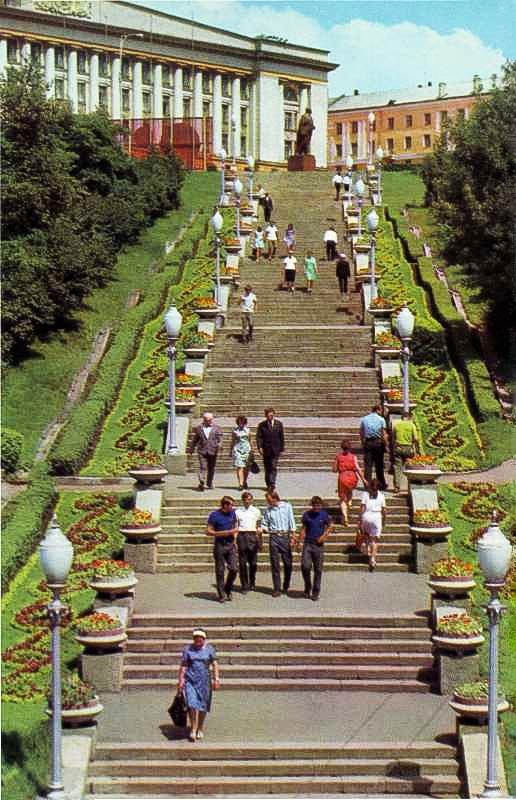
[287,154,316,171]
[415,537,448,574]
[438,650,480,695]
[124,541,157,573]
[431,594,471,622]
[94,590,135,617]
[81,650,124,693]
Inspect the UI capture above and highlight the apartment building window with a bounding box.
[424,134,431,148]
[405,135,412,150]
[122,88,130,113]
[336,143,343,158]
[283,85,298,102]
[163,65,172,87]
[284,111,297,132]
[387,117,394,130]
[77,51,87,75]
[182,69,192,91]
[222,105,229,125]
[351,142,358,156]
[7,40,18,64]
[221,76,231,97]
[121,58,131,80]
[55,46,64,69]
[203,100,211,117]
[99,84,109,111]
[77,82,87,112]
[387,138,394,154]
[162,96,171,117]
[183,97,192,118]
[351,121,358,134]
[336,122,342,135]
[143,91,152,115]
[202,73,212,94]
[55,78,65,99]
[240,135,247,155]
[99,54,110,78]
[142,62,151,84]
[405,114,413,128]
[424,112,431,126]
[240,79,249,100]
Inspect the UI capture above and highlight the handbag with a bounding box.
[355,530,367,552]
[168,690,187,727]
[247,452,261,474]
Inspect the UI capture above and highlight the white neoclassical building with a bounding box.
[0,0,336,168]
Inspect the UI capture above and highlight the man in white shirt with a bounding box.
[265,221,278,261]
[324,226,338,261]
[332,167,343,201]
[240,285,257,343]
[283,254,297,292]
[235,491,262,592]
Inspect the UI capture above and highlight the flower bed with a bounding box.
[413,509,450,528]
[450,680,509,720]
[382,376,402,390]
[75,612,123,636]
[120,507,161,540]
[433,612,484,652]
[374,331,399,349]
[90,559,134,580]
[430,557,474,578]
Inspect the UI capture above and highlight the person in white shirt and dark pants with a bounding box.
[324,226,338,261]
[235,491,262,592]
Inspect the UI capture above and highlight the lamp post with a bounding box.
[345,154,354,202]
[246,155,255,204]
[375,146,384,204]
[164,304,183,454]
[477,512,512,798]
[211,209,224,308]
[396,305,415,414]
[366,208,379,299]
[119,32,144,124]
[367,111,375,167]
[39,516,74,800]
[218,148,227,205]
[354,177,365,237]
[230,112,237,166]
[233,177,243,239]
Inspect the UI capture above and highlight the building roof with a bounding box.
[329,76,497,112]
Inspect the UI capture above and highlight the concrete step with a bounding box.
[155,546,412,560]
[124,651,434,667]
[127,624,430,639]
[162,498,409,509]
[125,638,433,654]
[155,562,412,572]
[121,677,434,693]
[122,663,434,681]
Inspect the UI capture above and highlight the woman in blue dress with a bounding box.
[178,629,219,740]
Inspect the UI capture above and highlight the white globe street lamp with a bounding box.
[366,209,379,298]
[211,209,224,308]
[233,177,243,238]
[164,304,183,454]
[39,516,74,800]
[477,512,512,798]
[367,112,376,166]
[375,145,384,204]
[354,178,366,237]
[395,305,415,413]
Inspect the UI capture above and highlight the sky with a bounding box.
[131,0,515,96]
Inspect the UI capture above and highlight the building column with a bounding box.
[212,72,222,153]
[153,63,162,117]
[248,79,257,160]
[231,76,241,158]
[342,121,348,157]
[89,52,99,111]
[132,60,142,119]
[300,85,309,113]
[173,66,183,118]
[21,40,31,63]
[435,111,441,133]
[67,49,78,112]
[44,45,55,97]
[111,56,121,119]
[0,39,7,76]
[193,70,203,118]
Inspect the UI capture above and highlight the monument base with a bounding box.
[288,154,316,172]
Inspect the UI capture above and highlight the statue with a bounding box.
[295,108,315,156]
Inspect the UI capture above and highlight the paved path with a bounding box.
[437,458,516,485]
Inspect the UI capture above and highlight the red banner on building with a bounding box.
[115,117,213,169]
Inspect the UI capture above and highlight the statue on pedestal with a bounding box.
[295,108,315,156]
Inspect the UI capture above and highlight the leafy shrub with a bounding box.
[2,428,24,473]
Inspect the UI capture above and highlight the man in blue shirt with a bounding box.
[207,496,238,603]
[359,404,388,490]
[261,490,296,597]
[298,496,333,601]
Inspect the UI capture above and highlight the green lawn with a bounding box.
[1,172,218,468]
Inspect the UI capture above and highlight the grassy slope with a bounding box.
[1,172,218,467]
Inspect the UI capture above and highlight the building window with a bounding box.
[162,65,172,87]
[441,110,448,122]
[240,135,247,154]
[405,114,413,128]
[284,111,297,132]
[99,54,110,77]
[143,91,152,115]
[404,136,412,150]
[388,117,394,130]
[424,134,431,148]
[7,40,18,64]
[457,108,465,120]
[283,85,298,102]
[336,122,342,135]
[99,84,109,111]
[424,112,431,126]
[351,142,358,156]
[336,143,342,158]
[142,62,151,84]
[182,69,192,91]
[240,79,249,100]
[32,43,42,63]
[202,100,211,117]
[351,121,358,134]
[162,96,171,117]
[387,138,394,153]
[221,76,231,97]
[202,73,211,94]
[55,46,64,69]
[222,132,229,151]
[121,58,131,80]
[182,97,192,118]
[240,107,248,129]
[122,88,130,113]
[77,51,87,75]
[222,105,229,125]
[284,140,293,160]
[77,82,87,112]
[55,78,65,99]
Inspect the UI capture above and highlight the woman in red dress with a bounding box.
[332,439,366,525]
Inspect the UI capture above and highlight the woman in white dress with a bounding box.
[359,479,386,571]
[230,415,253,491]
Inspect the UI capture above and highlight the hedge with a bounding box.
[48,215,209,475]
[1,461,57,592]
[1,428,24,473]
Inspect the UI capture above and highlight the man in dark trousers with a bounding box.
[298,496,333,601]
[359,404,389,490]
[336,252,351,299]
[262,192,274,223]
[188,412,223,491]
[256,407,285,491]
[206,496,238,602]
